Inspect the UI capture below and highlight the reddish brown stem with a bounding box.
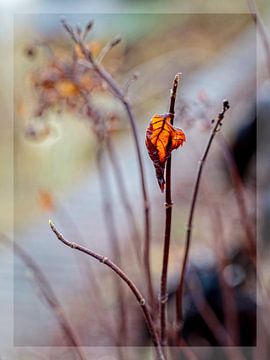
[49,221,166,360]
[175,100,230,340]
[159,73,181,345]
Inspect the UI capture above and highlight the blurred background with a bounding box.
[0,0,270,359]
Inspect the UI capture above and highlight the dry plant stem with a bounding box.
[68,24,154,309]
[0,234,86,360]
[175,100,230,339]
[247,0,270,76]
[49,222,166,360]
[96,145,128,349]
[159,73,181,345]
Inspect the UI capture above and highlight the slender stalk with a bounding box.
[49,221,166,360]
[175,100,230,340]
[159,73,181,345]
[61,18,154,309]
[0,234,87,360]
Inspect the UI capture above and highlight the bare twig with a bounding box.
[82,20,94,40]
[0,234,87,360]
[49,221,165,360]
[175,100,230,340]
[96,35,122,63]
[60,18,154,310]
[159,73,181,345]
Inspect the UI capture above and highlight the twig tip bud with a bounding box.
[223,99,230,110]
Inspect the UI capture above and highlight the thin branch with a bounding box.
[82,20,94,41]
[62,19,155,308]
[175,100,230,340]
[0,234,87,360]
[96,35,122,63]
[61,18,154,310]
[49,221,166,360]
[159,73,181,345]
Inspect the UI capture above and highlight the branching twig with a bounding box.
[175,100,230,340]
[60,17,154,310]
[49,221,166,360]
[159,73,181,345]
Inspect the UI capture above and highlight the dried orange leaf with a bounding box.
[145,113,186,192]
